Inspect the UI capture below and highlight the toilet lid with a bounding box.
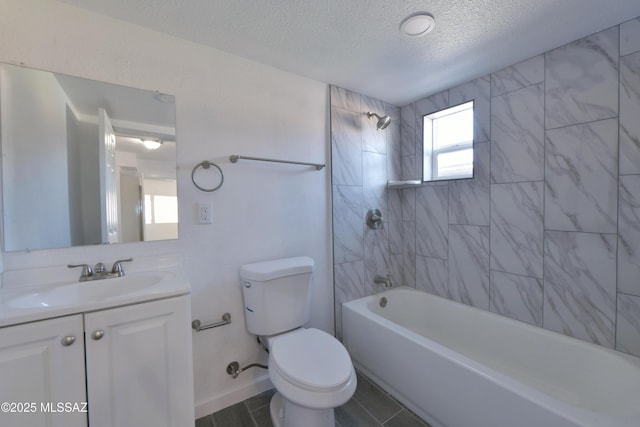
[270,328,353,392]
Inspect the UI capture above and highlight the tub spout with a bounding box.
[374,274,392,288]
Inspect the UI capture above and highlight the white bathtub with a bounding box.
[342,287,640,427]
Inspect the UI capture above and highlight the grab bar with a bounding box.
[229,154,325,170]
[192,313,231,332]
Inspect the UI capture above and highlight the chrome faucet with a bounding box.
[67,263,93,279]
[111,258,133,277]
[374,274,392,288]
[68,258,133,282]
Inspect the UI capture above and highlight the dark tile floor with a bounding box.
[196,372,431,427]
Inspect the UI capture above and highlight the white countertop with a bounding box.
[0,258,190,327]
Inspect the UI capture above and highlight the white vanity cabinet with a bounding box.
[0,295,194,427]
[85,295,193,427]
[0,315,88,427]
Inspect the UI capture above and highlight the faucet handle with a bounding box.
[111,258,133,275]
[68,264,93,277]
[366,208,384,229]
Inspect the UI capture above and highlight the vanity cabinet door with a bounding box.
[0,315,87,427]
[84,295,194,427]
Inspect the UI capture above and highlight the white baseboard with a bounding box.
[194,374,273,419]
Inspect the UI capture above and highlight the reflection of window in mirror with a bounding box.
[423,101,474,181]
[143,179,178,241]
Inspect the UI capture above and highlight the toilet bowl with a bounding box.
[266,328,356,426]
[240,257,357,427]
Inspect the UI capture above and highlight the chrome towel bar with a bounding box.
[192,313,231,332]
[229,154,325,170]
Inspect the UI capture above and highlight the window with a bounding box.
[423,101,474,181]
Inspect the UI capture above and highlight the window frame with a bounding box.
[422,100,475,182]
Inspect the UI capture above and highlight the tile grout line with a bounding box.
[349,396,385,427]
[242,400,262,427]
[542,48,548,331]
[379,407,405,425]
[614,22,621,352]
[359,372,423,426]
[244,397,268,427]
[353,372,404,425]
[488,70,493,314]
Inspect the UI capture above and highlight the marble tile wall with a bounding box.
[330,86,401,338]
[395,17,640,357]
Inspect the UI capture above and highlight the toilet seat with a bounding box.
[270,328,352,392]
[268,328,356,409]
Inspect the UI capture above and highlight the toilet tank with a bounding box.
[240,256,314,336]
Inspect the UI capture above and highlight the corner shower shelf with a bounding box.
[387,180,422,189]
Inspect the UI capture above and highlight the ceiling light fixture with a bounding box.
[140,139,163,150]
[400,12,436,37]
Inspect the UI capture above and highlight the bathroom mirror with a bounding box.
[0,63,178,252]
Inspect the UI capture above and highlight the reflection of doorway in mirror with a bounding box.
[119,169,143,243]
[142,179,178,241]
[99,108,119,244]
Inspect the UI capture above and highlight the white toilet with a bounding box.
[240,256,356,427]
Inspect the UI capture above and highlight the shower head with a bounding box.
[367,112,391,130]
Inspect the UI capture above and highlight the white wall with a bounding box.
[0,0,332,417]
[77,120,101,244]
[66,105,85,246]
[137,158,176,179]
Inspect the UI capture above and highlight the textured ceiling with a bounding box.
[60,0,640,106]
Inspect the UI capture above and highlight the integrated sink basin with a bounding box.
[8,272,169,309]
[0,267,189,327]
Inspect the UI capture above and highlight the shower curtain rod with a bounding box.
[229,155,325,170]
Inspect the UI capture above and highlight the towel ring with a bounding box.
[192,161,224,192]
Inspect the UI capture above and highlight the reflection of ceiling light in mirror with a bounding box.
[141,139,163,150]
[400,13,436,37]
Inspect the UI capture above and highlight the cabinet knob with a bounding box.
[91,330,105,340]
[61,335,76,346]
